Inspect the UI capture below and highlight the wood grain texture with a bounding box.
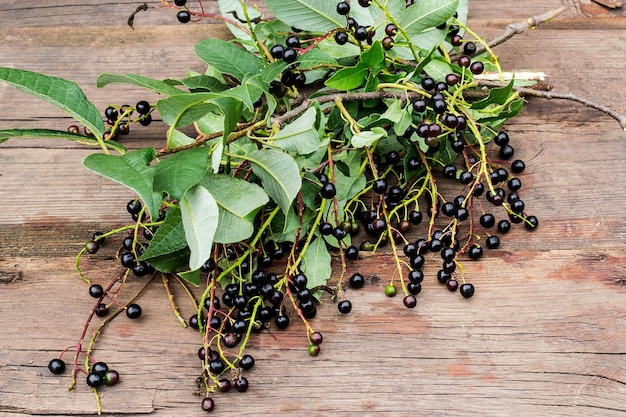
[1,1,626,416]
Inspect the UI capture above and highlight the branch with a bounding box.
[478,80,626,131]
[450,7,568,62]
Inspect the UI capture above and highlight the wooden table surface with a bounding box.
[1,1,626,416]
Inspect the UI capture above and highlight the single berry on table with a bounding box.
[48,358,66,375]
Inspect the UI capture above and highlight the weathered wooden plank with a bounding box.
[2,1,626,416]
[1,252,626,415]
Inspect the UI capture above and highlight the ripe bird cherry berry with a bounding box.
[338,300,352,314]
[282,48,298,63]
[174,0,187,5]
[310,331,324,345]
[349,273,365,289]
[177,10,191,23]
[86,372,104,387]
[460,283,475,298]
[126,303,142,319]
[201,397,215,412]
[234,377,249,392]
[403,295,417,308]
[48,358,66,374]
[320,182,337,199]
[337,1,350,15]
[335,31,349,45]
[240,354,255,370]
[89,284,104,298]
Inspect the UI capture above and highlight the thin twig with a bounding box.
[451,7,568,62]
[477,80,626,131]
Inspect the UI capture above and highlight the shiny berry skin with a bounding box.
[494,132,509,146]
[442,164,456,179]
[446,279,459,292]
[385,23,397,36]
[463,42,477,55]
[385,284,397,297]
[92,361,108,375]
[217,378,231,392]
[470,61,484,75]
[282,48,298,63]
[337,300,352,314]
[95,303,109,317]
[382,36,394,50]
[174,0,187,5]
[125,303,142,319]
[355,26,368,41]
[358,0,371,6]
[319,222,334,236]
[335,31,349,45]
[337,1,350,15]
[410,254,426,269]
[468,244,483,260]
[525,215,539,230]
[285,36,301,48]
[460,283,475,298]
[332,226,348,241]
[120,252,136,268]
[345,245,359,260]
[136,100,150,115]
[403,295,417,308]
[500,144,515,160]
[48,358,66,374]
[486,235,500,249]
[320,182,337,199]
[437,270,451,284]
[309,344,321,356]
[89,284,104,298]
[86,372,104,387]
[497,219,512,233]
[372,178,387,194]
[408,210,423,225]
[201,397,215,412]
[310,331,324,346]
[412,99,427,113]
[240,354,255,370]
[407,282,422,295]
[349,273,365,289]
[234,377,249,392]
[103,370,120,386]
[458,55,471,67]
[511,159,526,173]
[84,240,100,254]
[177,10,191,23]
[275,315,290,329]
[270,44,284,59]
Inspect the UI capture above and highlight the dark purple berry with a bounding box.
[337,300,352,314]
[125,303,142,319]
[177,10,191,23]
[48,358,66,374]
[460,283,475,298]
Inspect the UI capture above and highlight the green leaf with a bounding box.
[325,63,368,91]
[195,39,263,82]
[83,148,161,220]
[153,146,209,200]
[145,248,190,274]
[139,207,187,261]
[264,0,343,32]
[272,107,325,154]
[181,75,227,92]
[296,48,338,69]
[244,149,302,215]
[424,57,454,81]
[360,41,385,68]
[180,184,219,271]
[225,75,265,111]
[200,174,269,243]
[0,67,104,139]
[178,269,201,286]
[0,128,125,152]
[158,92,219,128]
[351,127,388,148]
[96,73,182,96]
[301,236,332,293]
[401,0,459,35]
[470,79,515,109]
